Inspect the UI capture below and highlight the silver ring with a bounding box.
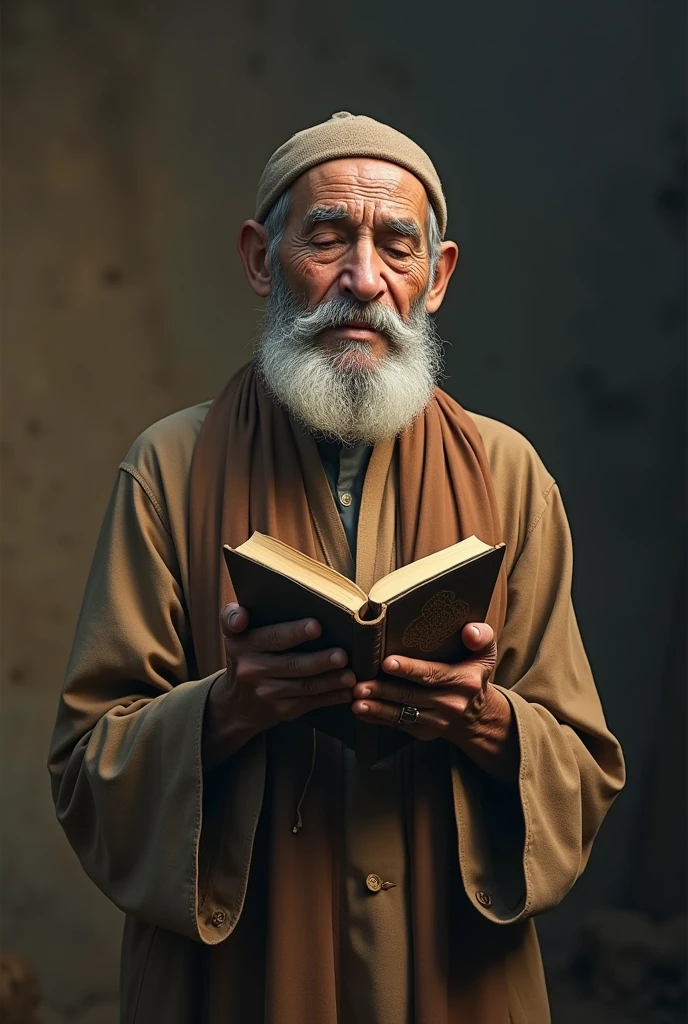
[399,705,420,725]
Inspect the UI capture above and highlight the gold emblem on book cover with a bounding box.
[402,590,470,653]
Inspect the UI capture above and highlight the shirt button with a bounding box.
[210,909,226,927]
[475,890,492,908]
[339,491,353,507]
[365,873,382,892]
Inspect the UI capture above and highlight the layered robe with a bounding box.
[48,399,625,1023]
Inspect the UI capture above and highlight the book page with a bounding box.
[234,533,368,614]
[368,536,492,606]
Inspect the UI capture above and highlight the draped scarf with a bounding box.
[188,362,510,1023]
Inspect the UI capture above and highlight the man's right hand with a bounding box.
[202,602,356,769]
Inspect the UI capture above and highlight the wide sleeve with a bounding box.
[451,482,625,923]
[47,468,266,944]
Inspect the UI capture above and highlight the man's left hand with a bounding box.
[352,622,518,781]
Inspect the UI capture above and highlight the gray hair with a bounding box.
[263,189,443,283]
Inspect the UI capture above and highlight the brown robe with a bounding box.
[48,401,625,1023]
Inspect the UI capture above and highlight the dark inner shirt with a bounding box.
[315,438,373,564]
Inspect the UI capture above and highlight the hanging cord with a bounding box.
[292,729,317,834]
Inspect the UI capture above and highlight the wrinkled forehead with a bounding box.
[288,157,430,225]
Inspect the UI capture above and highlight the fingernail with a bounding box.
[330,650,346,667]
[471,625,481,639]
[388,658,399,671]
[359,702,369,712]
[340,671,355,686]
[361,685,371,697]
[305,620,319,638]
[229,611,240,627]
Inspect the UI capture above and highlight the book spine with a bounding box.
[351,614,384,679]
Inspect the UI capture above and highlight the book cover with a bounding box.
[224,542,505,761]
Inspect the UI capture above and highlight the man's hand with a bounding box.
[351,622,519,783]
[202,603,355,769]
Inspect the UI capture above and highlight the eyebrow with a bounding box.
[301,205,348,232]
[381,217,422,246]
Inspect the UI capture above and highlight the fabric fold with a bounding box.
[48,470,235,946]
[451,482,625,929]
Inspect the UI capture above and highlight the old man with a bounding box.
[49,113,625,1023]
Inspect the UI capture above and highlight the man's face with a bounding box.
[239,156,457,443]
[277,158,433,369]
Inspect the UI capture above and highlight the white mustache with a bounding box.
[289,298,420,349]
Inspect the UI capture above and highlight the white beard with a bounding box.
[256,263,444,445]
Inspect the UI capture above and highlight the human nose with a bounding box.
[338,239,387,304]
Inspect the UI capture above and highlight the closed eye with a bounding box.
[311,237,344,249]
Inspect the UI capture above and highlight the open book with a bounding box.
[224,532,505,681]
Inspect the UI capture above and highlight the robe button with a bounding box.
[475,890,492,908]
[339,491,353,507]
[210,910,226,927]
[365,873,382,892]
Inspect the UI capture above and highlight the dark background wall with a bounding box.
[1,1,685,1021]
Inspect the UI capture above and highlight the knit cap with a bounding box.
[255,112,447,236]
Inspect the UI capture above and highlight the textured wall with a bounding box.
[0,3,205,1020]
[1,0,685,1019]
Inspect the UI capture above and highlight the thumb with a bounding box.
[462,622,497,668]
[220,603,249,637]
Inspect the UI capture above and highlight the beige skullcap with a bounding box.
[255,111,447,237]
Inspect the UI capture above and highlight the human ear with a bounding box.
[425,241,459,314]
[238,219,272,297]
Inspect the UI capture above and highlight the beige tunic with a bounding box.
[48,402,625,1024]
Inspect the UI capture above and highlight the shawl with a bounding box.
[188,361,510,1022]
